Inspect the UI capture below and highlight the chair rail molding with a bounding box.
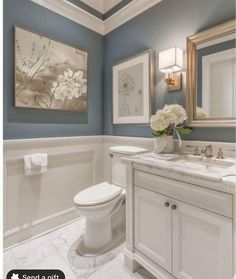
[30,0,163,35]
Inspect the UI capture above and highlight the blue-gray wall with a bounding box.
[104,0,236,142]
[4,0,236,142]
[4,0,104,139]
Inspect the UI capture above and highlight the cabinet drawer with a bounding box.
[134,170,232,218]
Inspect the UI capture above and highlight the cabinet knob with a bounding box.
[172,204,177,210]
[164,202,170,207]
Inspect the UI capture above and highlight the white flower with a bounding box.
[196,107,208,119]
[150,104,187,132]
[51,69,87,101]
[163,104,187,125]
[118,73,135,96]
[150,110,172,131]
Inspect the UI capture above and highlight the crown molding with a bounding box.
[103,0,124,13]
[79,0,104,14]
[31,0,105,35]
[104,0,162,34]
[80,0,123,14]
[31,0,163,35]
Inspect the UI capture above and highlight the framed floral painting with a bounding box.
[14,26,88,112]
[112,49,154,124]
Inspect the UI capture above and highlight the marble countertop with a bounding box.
[123,152,236,193]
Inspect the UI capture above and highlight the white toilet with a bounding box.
[73,146,147,255]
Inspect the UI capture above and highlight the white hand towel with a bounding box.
[24,154,48,175]
[30,154,47,167]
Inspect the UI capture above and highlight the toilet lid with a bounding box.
[74,182,122,206]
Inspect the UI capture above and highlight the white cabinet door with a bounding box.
[134,186,172,272]
[172,201,233,279]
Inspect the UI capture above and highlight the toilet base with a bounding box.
[84,218,113,249]
[76,222,125,257]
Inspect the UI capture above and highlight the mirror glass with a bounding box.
[195,34,236,119]
[187,19,236,127]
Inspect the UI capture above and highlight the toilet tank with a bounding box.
[109,146,147,188]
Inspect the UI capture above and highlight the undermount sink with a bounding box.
[174,154,234,167]
[172,155,235,173]
[137,153,236,177]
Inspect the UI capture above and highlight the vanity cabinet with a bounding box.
[172,200,232,279]
[125,167,234,279]
[134,187,172,272]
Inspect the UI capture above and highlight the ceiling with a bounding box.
[80,0,123,14]
[32,0,162,35]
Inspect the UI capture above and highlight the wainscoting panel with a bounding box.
[3,136,104,247]
[4,136,235,248]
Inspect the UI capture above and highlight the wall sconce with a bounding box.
[159,47,184,91]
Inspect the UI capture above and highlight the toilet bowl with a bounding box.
[73,146,147,255]
[74,182,125,250]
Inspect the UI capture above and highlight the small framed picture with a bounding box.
[112,49,154,124]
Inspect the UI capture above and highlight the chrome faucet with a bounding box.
[201,145,213,158]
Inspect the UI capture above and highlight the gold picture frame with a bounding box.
[186,19,236,127]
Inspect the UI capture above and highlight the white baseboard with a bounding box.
[4,207,78,248]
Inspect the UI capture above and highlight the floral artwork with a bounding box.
[14,26,88,112]
[112,50,153,124]
[118,63,143,117]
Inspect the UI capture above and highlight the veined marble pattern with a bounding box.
[123,152,236,193]
[3,218,156,279]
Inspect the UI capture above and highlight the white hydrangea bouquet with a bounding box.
[150,104,191,153]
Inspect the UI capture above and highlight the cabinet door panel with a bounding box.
[172,201,233,279]
[134,186,172,272]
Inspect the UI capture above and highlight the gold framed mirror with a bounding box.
[187,19,236,127]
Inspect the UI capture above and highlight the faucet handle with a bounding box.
[216,148,225,159]
[193,146,200,156]
[201,145,213,158]
[201,145,207,154]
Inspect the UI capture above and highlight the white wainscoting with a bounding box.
[3,136,104,248]
[3,135,235,248]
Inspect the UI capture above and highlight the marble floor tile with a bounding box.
[25,254,77,279]
[135,268,158,279]
[4,218,156,279]
[92,257,134,279]
[11,235,58,268]
[47,218,124,278]
[3,250,19,278]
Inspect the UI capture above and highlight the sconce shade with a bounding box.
[159,47,183,73]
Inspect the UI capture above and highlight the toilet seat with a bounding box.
[74,182,122,207]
